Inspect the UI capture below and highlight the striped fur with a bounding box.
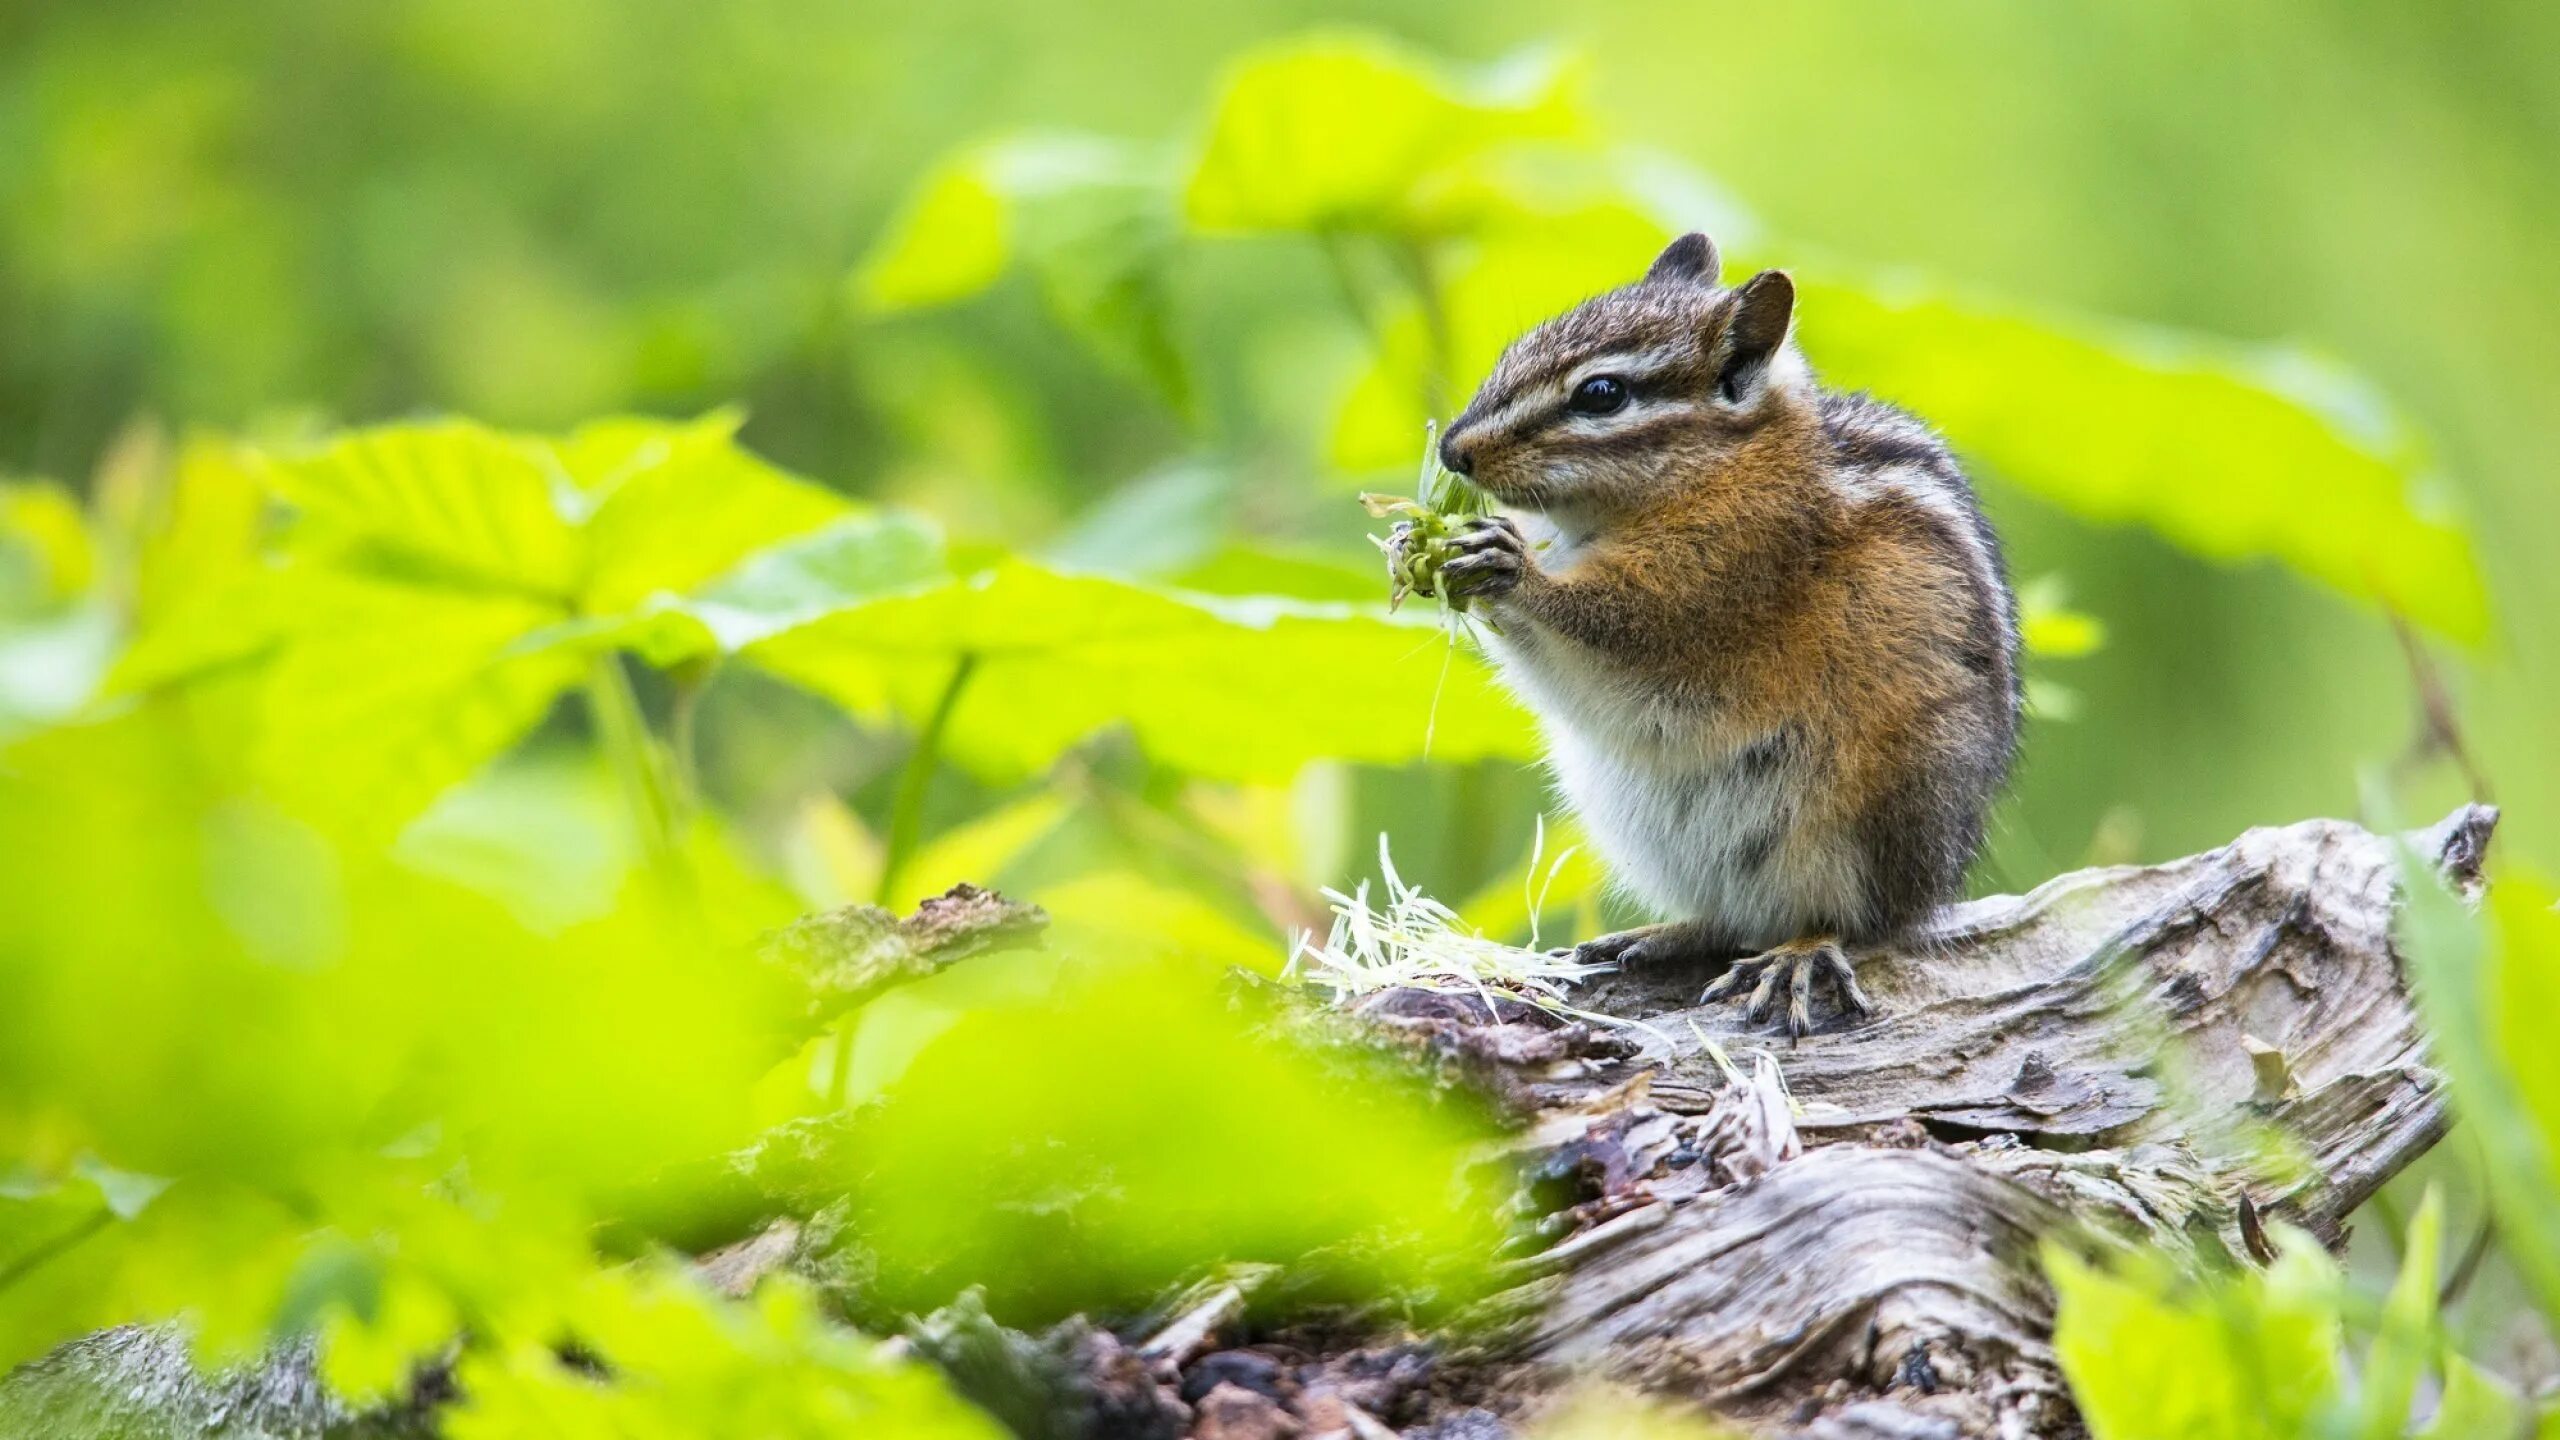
[1443,236,2021,951]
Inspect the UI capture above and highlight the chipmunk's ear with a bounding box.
[1645,232,1720,287]
[1713,269,1795,403]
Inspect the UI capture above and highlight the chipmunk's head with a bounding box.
[1439,233,1810,519]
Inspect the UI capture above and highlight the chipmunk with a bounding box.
[1392,232,2021,1036]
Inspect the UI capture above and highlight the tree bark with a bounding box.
[1382,805,2493,1439]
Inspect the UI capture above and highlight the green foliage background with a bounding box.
[3,1,2558,1434]
[10,0,2551,871]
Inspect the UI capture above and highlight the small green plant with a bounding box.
[2048,1191,2528,1439]
[1361,422,1493,614]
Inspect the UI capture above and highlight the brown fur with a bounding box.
[1429,233,2019,957]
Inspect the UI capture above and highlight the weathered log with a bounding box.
[1402,805,2493,1438]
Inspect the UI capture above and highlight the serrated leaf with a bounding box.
[561,413,854,616]
[740,560,1534,783]
[118,418,938,834]
[678,511,949,652]
[251,575,593,838]
[261,420,582,601]
[1184,33,1585,236]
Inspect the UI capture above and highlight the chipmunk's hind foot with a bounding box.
[1701,935,1872,1040]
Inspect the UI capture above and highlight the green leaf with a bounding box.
[2414,1352,2528,1439]
[2357,1187,2443,1439]
[561,413,854,616]
[2048,1236,2344,1439]
[108,440,289,692]
[740,560,1535,783]
[2400,861,2560,1332]
[0,1173,321,1377]
[1184,33,1585,236]
[858,136,1194,409]
[447,1268,1003,1440]
[848,951,1504,1319]
[0,480,95,615]
[854,154,1013,312]
[260,420,582,601]
[677,511,950,652]
[117,418,936,835]
[1172,545,1382,602]
[399,764,626,939]
[1796,273,2488,642]
[251,575,593,838]
[1045,461,1234,577]
[318,1264,462,1406]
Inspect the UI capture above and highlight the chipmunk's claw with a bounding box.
[1438,516,1525,601]
[1701,935,1871,1040]
[1556,928,1647,967]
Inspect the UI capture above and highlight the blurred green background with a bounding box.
[6,0,2548,880]
[3,0,2557,1426]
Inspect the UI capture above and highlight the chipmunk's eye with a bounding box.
[1568,375,1629,416]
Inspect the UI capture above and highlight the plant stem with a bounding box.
[0,1204,109,1296]
[1388,233,1455,420]
[586,654,683,880]
[832,653,977,1109]
[874,652,979,908]
[825,1018,858,1109]
[1320,229,1459,423]
[668,664,709,821]
[1317,229,1394,355]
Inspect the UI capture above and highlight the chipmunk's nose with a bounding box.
[1439,427,1477,476]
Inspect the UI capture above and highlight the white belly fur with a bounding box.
[1485,607,1863,948]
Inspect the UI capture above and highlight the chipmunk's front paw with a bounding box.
[1439,516,1527,601]
[1700,935,1873,1040]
